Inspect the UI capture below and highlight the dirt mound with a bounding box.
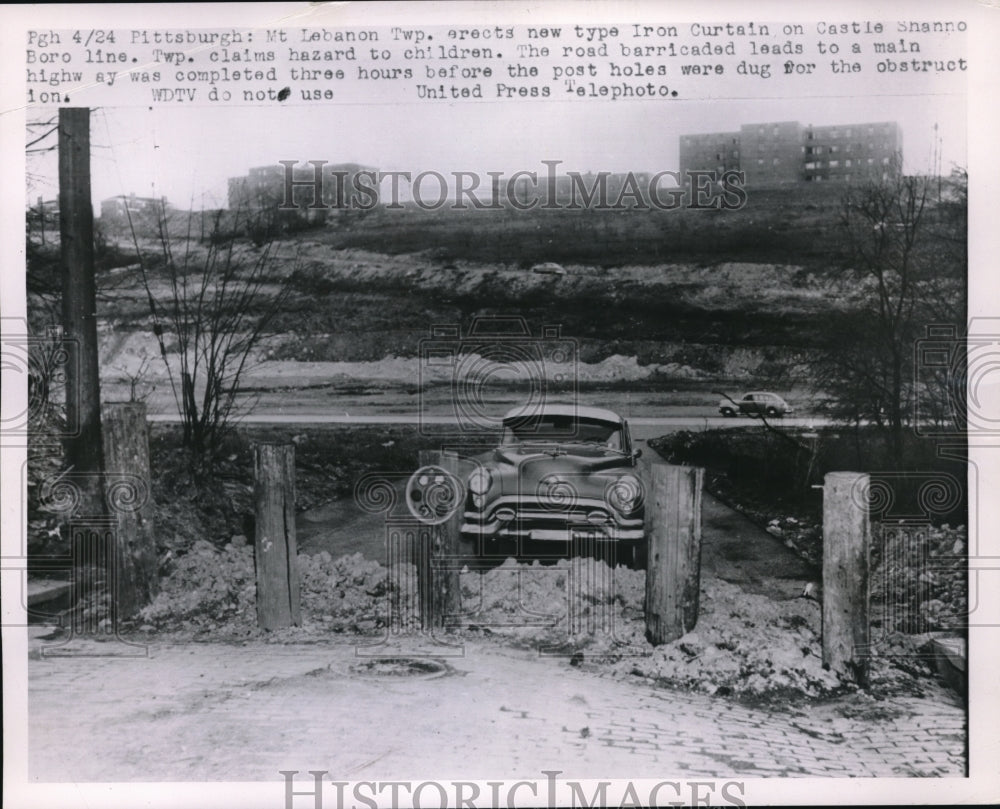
[135,547,934,702]
[458,558,841,700]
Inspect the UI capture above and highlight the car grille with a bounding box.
[463,495,643,541]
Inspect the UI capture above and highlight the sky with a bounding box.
[25,91,966,210]
[18,0,969,209]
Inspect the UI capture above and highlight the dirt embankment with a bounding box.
[95,245,839,391]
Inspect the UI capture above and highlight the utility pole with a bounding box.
[37,197,46,245]
[934,122,942,203]
[59,107,105,516]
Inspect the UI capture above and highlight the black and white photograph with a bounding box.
[2,1,998,806]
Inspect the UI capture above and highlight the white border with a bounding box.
[3,2,998,806]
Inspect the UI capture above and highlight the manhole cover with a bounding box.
[349,657,450,679]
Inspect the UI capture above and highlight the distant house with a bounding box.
[100,193,169,227]
[32,196,59,218]
[26,197,60,243]
[227,162,379,223]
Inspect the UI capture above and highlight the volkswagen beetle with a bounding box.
[718,391,793,418]
[461,404,646,567]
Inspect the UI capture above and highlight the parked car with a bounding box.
[718,391,793,418]
[460,404,646,567]
[531,262,567,275]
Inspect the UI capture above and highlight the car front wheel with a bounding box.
[458,535,483,561]
[621,539,647,570]
[765,406,780,417]
[720,407,736,417]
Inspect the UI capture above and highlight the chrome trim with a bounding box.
[459,524,645,541]
[463,509,642,527]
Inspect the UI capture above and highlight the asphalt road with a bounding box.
[117,378,824,440]
[148,410,827,439]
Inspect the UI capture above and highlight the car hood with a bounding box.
[476,445,632,496]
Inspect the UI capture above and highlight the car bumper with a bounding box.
[462,525,645,542]
[461,497,644,542]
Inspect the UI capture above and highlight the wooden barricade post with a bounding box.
[101,402,158,620]
[417,449,463,629]
[821,471,870,685]
[644,463,704,646]
[253,442,301,630]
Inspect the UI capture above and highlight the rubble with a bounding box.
[138,548,873,701]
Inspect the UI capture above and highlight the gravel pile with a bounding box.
[139,543,419,639]
[138,547,910,701]
[457,557,842,700]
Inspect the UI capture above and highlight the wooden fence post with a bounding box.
[822,471,870,685]
[101,402,158,620]
[417,450,462,629]
[253,442,301,630]
[645,463,704,645]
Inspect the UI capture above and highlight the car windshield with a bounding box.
[501,415,624,450]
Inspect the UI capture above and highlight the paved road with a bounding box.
[27,635,964,783]
[132,376,825,438]
[147,411,827,440]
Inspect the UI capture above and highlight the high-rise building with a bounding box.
[679,121,902,185]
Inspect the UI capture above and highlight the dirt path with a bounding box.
[699,494,816,599]
[296,440,818,602]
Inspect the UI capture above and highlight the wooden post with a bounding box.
[59,107,104,517]
[418,449,462,629]
[822,471,870,685]
[253,443,301,630]
[101,402,158,620]
[70,518,116,635]
[645,463,704,646]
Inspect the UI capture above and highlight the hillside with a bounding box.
[28,181,881,400]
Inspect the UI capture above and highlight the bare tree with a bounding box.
[813,159,966,464]
[130,203,294,469]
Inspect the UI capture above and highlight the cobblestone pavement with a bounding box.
[27,633,965,782]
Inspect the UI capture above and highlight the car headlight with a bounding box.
[606,474,643,515]
[467,467,493,495]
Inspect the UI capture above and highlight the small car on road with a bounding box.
[718,391,793,418]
